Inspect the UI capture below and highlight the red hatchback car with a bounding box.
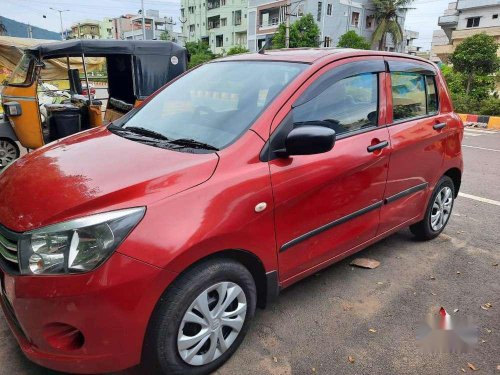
[0,49,463,374]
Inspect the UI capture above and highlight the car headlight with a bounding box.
[18,207,145,275]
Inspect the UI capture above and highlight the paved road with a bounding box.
[1,127,499,375]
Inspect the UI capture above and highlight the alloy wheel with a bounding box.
[177,281,247,366]
[430,186,453,231]
[0,140,18,169]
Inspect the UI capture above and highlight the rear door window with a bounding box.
[293,73,379,136]
[391,72,426,121]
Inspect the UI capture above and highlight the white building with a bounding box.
[432,0,500,62]
[247,0,410,52]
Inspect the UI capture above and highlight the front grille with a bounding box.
[0,225,19,273]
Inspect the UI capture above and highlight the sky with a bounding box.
[1,0,451,50]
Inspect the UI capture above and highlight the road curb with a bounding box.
[458,113,500,130]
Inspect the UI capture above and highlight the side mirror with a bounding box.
[280,125,336,157]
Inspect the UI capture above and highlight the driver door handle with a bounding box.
[367,140,389,153]
[433,123,446,130]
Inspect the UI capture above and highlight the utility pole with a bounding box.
[285,2,290,48]
[27,24,33,38]
[141,0,146,40]
[50,7,70,40]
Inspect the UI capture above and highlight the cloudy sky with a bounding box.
[2,0,450,50]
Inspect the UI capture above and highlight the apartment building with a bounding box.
[100,18,114,39]
[247,0,408,52]
[432,0,500,62]
[180,0,248,54]
[69,20,101,39]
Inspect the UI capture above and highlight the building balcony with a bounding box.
[457,0,499,10]
[438,14,458,27]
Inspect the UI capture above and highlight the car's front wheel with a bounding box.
[143,259,257,375]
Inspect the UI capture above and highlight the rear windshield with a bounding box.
[8,54,35,86]
[119,61,306,150]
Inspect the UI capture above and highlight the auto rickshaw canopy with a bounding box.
[24,39,188,101]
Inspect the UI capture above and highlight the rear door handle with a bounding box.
[433,123,446,130]
[367,140,389,153]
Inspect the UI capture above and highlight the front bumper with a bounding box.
[0,252,177,374]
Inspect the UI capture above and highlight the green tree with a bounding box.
[337,30,371,50]
[185,41,215,68]
[449,33,499,96]
[272,14,320,49]
[226,45,249,55]
[159,31,169,41]
[372,0,414,51]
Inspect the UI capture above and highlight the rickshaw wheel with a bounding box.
[0,138,20,169]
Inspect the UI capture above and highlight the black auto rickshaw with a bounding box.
[1,39,187,167]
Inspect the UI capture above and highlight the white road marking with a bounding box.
[464,128,497,134]
[462,145,500,153]
[458,193,500,206]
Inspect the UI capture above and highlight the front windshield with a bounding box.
[119,61,306,150]
[8,54,35,86]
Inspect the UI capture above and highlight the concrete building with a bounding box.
[402,29,421,54]
[122,10,175,41]
[180,0,248,54]
[247,0,408,52]
[100,18,114,39]
[69,20,101,39]
[432,0,500,62]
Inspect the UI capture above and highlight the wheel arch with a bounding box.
[444,167,461,197]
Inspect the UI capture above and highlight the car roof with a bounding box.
[218,48,434,66]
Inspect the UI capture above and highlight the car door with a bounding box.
[378,58,448,234]
[265,57,391,285]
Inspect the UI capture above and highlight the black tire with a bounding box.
[410,175,455,241]
[142,259,257,375]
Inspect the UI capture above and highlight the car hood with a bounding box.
[0,127,219,232]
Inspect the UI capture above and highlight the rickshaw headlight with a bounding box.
[19,207,145,275]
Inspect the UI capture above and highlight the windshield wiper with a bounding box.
[109,125,171,141]
[169,138,219,151]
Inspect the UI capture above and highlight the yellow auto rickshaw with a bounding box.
[0,39,187,167]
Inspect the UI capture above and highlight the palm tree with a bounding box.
[371,0,414,51]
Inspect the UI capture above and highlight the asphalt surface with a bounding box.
[1,127,499,375]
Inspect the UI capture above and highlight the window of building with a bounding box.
[391,72,427,121]
[188,6,195,14]
[324,36,331,47]
[297,3,305,16]
[426,76,438,114]
[293,73,378,136]
[493,14,498,19]
[234,10,242,25]
[189,24,195,32]
[221,0,226,5]
[327,3,332,15]
[351,11,360,27]
[466,17,480,28]
[366,15,374,29]
[216,34,223,47]
[221,17,227,26]
[317,2,322,21]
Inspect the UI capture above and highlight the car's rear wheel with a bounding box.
[0,138,20,169]
[410,175,455,240]
[143,259,257,375]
